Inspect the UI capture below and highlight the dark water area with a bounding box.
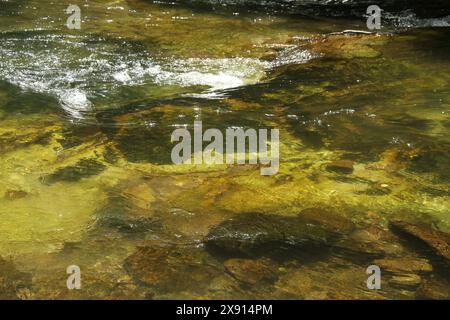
[150,0,450,18]
[0,0,449,299]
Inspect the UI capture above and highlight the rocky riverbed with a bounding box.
[0,0,449,299]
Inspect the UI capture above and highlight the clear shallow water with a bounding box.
[0,0,449,299]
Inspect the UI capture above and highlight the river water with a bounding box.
[0,0,449,299]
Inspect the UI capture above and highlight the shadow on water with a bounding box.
[148,0,450,18]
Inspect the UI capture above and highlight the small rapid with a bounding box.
[0,31,314,118]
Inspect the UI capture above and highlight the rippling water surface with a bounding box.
[0,0,449,299]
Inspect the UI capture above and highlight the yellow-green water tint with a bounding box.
[0,0,449,299]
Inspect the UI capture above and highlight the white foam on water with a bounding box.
[148,51,315,98]
[385,12,450,29]
[146,57,266,97]
[0,34,315,118]
[57,89,92,119]
[176,71,245,90]
[112,70,132,83]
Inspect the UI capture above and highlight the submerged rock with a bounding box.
[389,274,422,289]
[336,226,403,257]
[417,278,450,300]
[42,158,106,184]
[98,216,162,235]
[360,183,392,196]
[307,34,386,60]
[298,207,355,234]
[274,261,384,299]
[4,190,28,200]
[124,245,220,293]
[373,257,433,274]
[326,160,354,174]
[223,258,277,285]
[121,183,156,211]
[94,191,160,235]
[0,257,32,300]
[0,126,52,154]
[390,220,450,262]
[405,145,450,182]
[205,209,353,258]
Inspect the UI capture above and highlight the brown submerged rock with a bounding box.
[390,221,450,262]
[306,33,387,60]
[373,257,433,274]
[389,274,422,289]
[326,160,354,174]
[124,245,220,293]
[121,182,155,211]
[299,207,355,234]
[224,258,277,285]
[205,209,354,258]
[4,190,28,200]
[417,278,450,300]
[0,257,32,300]
[336,226,403,256]
[274,262,384,300]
